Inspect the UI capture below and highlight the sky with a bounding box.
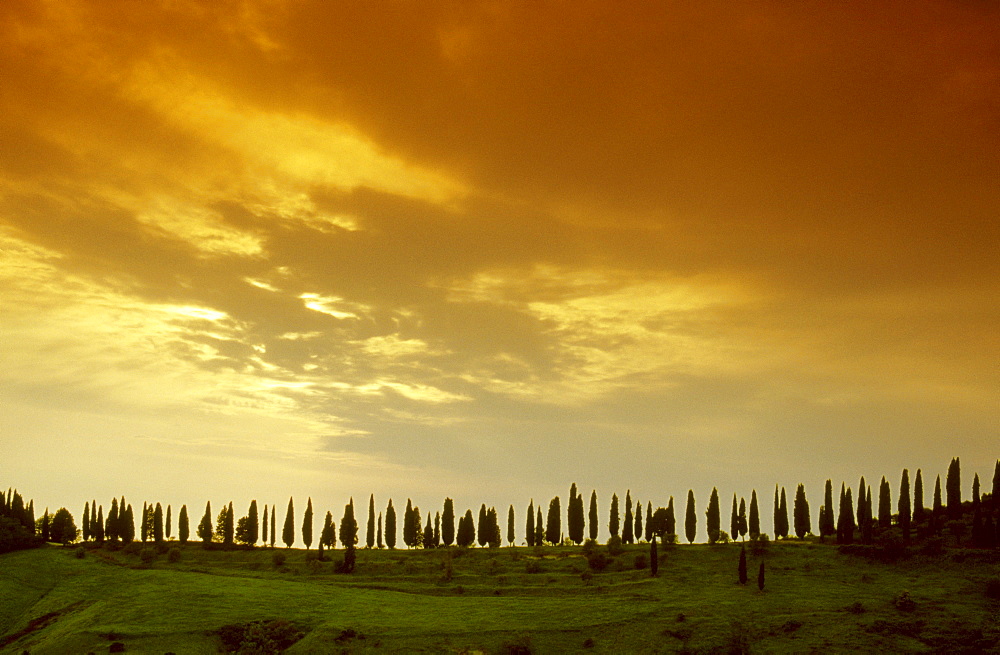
[1,0,997,543]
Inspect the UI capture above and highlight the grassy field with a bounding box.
[1,539,998,653]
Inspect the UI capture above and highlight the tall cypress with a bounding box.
[946,457,961,518]
[477,504,488,547]
[899,469,911,543]
[507,505,515,546]
[535,507,543,546]
[366,495,376,549]
[749,491,760,539]
[282,497,295,548]
[878,477,892,529]
[623,491,634,544]
[793,484,810,538]
[434,511,441,547]
[932,474,943,533]
[386,499,397,549]
[738,546,748,585]
[321,511,334,548]
[302,497,313,549]
[95,506,104,543]
[546,496,561,545]
[178,505,189,543]
[837,483,855,544]
[821,480,835,539]
[154,503,164,543]
[634,497,643,542]
[270,507,276,547]
[706,488,720,543]
[913,469,925,525]
[83,502,91,542]
[609,493,620,538]
[665,496,676,537]
[262,505,269,546]
[198,501,213,543]
[166,505,172,540]
[645,502,653,542]
[650,535,659,577]
[773,486,780,539]
[377,512,383,549]
[571,485,585,544]
[443,498,455,546]
[526,500,535,547]
[738,497,748,540]
[248,500,258,546]
[225,502,235,545]
[141,502,149,542]
[404,499,415,548]
[339,498,357,549]
[778,487,789,539]
[857,477,867,528]
[589,491,598,541]
[730,494,739,541]
[973,473,981,507]
[685,489,696,544]
[423,515,433,548]
[993,460,1000,515]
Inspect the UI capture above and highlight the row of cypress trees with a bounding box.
[13,457,1000,552]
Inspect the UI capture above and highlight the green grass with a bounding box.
[2,541,998,653]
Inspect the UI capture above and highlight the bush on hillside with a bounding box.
[139,547,156,564]
[606,535,624,557]
[586,551,610,572]
[167,547,181,563]
[217,619,303,654]
[271,551,287,568]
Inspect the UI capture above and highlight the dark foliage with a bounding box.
[217,619,304,654]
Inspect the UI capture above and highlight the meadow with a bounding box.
[2,539,998,653]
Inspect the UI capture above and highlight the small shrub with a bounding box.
[139,547,156,564]
[845,601,866,614]
[634,553,648,570]
[167,547,181,563]
[586,551,610,572]
[581,538,598,556]
[271,551,287,568]
[894,590,916,612]
[109,642,125,653]
[716,530,731,544]
[74,546,86,559]
[525,559,543,574]
[582,637,595,648]
[606,535,624,557]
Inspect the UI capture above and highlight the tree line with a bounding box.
[4,457,999,555]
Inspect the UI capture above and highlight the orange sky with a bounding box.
[1,0,997,541]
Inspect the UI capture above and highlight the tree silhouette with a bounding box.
[665,496,676,538]
[262,505,268,546]
[82,502,90,542]
[947,457,962,518]
[778,487,789,539]
[933,474,943,534]
[49,508,77,544]
[706,488,720,543]
[749,491,760,540]
[477,504,488,547]
[685,490,696,544]
[141,502,149,542]
[757,561,765,591]
[302,497,313,550]
[730,494,739,542]
[377,512,383,549]
[634,497,643,542]
[738,497,748,540]
[535,507,544,546]
[820,480,835,540]
[589,491,599,541]
[507,505,515,546]
[282,497,294,548]
[247,501,258,546]
[154,503,164,543]
[386,499,397,549]
[793,484,810,539]
[404,499,416,548]
[339,498,357,549]
[443,497,455,546]
[738,546,748,585]
[179,505,189,544]
[423,515,433,548]
[526,499,535,547]
[650,535,658,577]
[878,477,891,529]
[623,491,634,544]
[321,511,335,548]
[433,511,441,547]
[94,506,104,543]
[568,483,585,545]
[166,505,172,541]
[898,469,911,543]
[198,501,213,543]
[609,493,620,538]
[913,469,925,525]
[546,496,561,545]
[993,460,1000,515]
[367,495,376,549]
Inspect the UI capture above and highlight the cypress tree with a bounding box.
[878,477,892,529]
[124,505,136,543]
[609,493,620,538]
[423,515,433,548]
[95,506,104,543]
[757,561,765,591]
[567,483,580,544]
[178,505,189,543]
[154,503,164,543]
[947,457,961,518]
[411,505,423,548]
[403,499,413,547]
[623,491,634,544]
[772,486,780,539]
[119,497,128,540]
[198,501,213,543]
[282,497,294,548]
[993,460,1000,515]
[899,469,911,543]
[778,488,789,539]
[443,497,455,546]
[367,495,376,549]
[434,511,441,547]
[634,497,643,542]
[488,507,501,547]
[83,502,90,542]
[863,486,874,544]
[738,497,748,540]
[665,496,676,537]
[386,499,397,549]
[477,504,488,547]
[262,505,268,546]
[141,502,149,542]
[645,502,653,542]
[535,507,543,546]
[749,491,760,539]
[738,546,748,584]
[685,490,696,544]
[41,509,49,542]
[247,501,257,546]
[933,475,943,533]
[836,484,855,544]
[526,500,535,547]
[589,491,599,541]
[377,512,383,549]
[225,502,235,546]
[730,494,739,541]
[339,498,357,548]
[458,509,475,547]
[793,484,811,538]
[706,488,720,543]
[650,535,658,577]
[507,505,515,546]
[166,505,172,540]
[302,497,313,549]
[856,477,867,528]
[546,496,561,545]
[973,473,981,507]
[270,507,276,547]
[321,511,334,548]
[913,469,925,525]
[572,486,586,544]
[820,480,835,540]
